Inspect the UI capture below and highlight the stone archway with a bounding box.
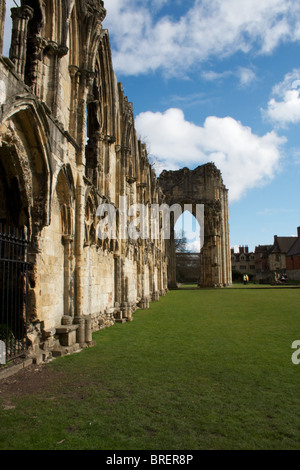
[158,163,232,288]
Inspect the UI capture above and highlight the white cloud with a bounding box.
[167,92,210,108]
[104,0,300,77]
[201,67,257,87]
[201,70,233,82]
[263,69,300,126]
[237,67,257,87]
[187,239,201,252]
[135,108,286,201]
[4,0,300,79]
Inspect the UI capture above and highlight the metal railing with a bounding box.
[0,224,30,361]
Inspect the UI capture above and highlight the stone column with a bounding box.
[119,258,131,320]
[218,190,226,287]
[27,35,46,96]
[9,5,34,78]
[200,205,218,287]
[76,69,93,166]
[62,234,74,317]
[85,314,93,344]
[85,131,103,187]
[74,174,86,347]
[104,139,112,197]
[69,65,80,139]
[44,41,68,119]
[224,189,232,285]
[217,234,223,287]
[168,211,177,289]
[114,255,121,307]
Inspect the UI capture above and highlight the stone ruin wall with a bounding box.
[158,165,232,288]
[0,0,231,361]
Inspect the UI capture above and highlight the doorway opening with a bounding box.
[174,211,201,288]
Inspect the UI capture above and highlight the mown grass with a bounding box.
[1,287,300,450]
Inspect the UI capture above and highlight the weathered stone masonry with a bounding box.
[159,165,232,288]
[0,0,231,361]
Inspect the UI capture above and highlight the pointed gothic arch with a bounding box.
[158,164,232,288]
[0,99,52,234]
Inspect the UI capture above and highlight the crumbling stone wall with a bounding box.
[0,1,231,361]
[0,0,168,360]
[158,164,232,288]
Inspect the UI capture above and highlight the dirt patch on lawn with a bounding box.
[0,363,64,399]
[0,360,97,410]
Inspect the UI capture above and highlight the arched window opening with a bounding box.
[175,211,201,286]
[0,150,29,229]
[175,211,201,253]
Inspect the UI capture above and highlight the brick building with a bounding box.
[231,246,256,280]
[286,227,300,281]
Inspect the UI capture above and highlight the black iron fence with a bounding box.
[0,224,30,361]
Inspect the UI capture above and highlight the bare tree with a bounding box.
[175,230,190,253]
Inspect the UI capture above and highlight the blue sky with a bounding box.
[3,0,300,252]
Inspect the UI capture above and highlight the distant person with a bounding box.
[280,274,287,283]
[243,274,247,285]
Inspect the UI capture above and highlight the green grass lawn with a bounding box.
[1,287,300,450]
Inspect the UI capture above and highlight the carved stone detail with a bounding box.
[0,1,231,363]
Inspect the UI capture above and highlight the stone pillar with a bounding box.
[200,206,216,287]
[222,190,229,286]
[75,316,85,348]
[136,249,143,305]
[120,148,130,196]
[77,69,93,166]
[69,65,80,139]
[224,189,232,286]
[27,36,46,96]
[9,5,34,78]
[85,314,93,344]
[168,211,177,289]
[217,234,223,287]
[104,140,111,196]
[73,66,92,345]
[62,234,74,317]
[74,174,86,347]
[114,255,121,307]
[121,261,128,307]
[0,0,5,54]
[44,41,68,119]
[85,132,102,186]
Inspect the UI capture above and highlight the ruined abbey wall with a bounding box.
[0,0,169,359]
[159,165,232,288]
[0,0,231,361]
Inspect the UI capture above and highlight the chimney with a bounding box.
[239,246,244,254]
[297,227,300,238]
[245,246,249,254]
